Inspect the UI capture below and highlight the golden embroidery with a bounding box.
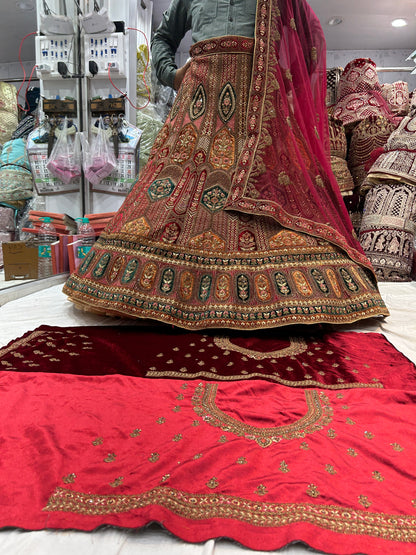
[45,486,416,542]
[311,47,317,62]
[359,495,372,509]
[213,335,308,360]
[192,420,200,427]
[63,473,76,484]
[156,417,166,424]
[207,477,219,489]
[279,461,289,473]
[373,471,385,482]
[123,216,151,236]
[161,474,170,483]
[92,437,103,446]
[110,477,124,488]
[176,394,185,401]
[130,429,141,438]
[219,435,228,443]
[193,453,203,460]
[172,434,183,442]
[290,18,296,30]
[193,383,332,448]
[364,431,375,440]
[325,465,336,475]
[237,457,247,465]
[348,448,358,457]
[391,443,404,452]
[149,453,160,463]
[346,418,355,426]
[209,127,235,170]
[256,484,268,496]
[300,442,309,450]
[189,231,226,252]
[307,484,320,498]
[327,429,336,439]
[104,453,116,463]
[278,171,291,186]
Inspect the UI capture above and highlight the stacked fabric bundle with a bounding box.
[0,82,18,147]
[0,137,33,209]
[328,115,354,196]
[359,111,416,281]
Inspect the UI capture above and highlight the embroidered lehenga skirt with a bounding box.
[64,38,388,330]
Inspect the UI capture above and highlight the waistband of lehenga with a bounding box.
[190,35,255,58]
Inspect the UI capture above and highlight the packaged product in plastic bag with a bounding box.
[83,117,117,185]
[46,118,81,184]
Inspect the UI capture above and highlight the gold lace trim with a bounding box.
[44,486,416,542]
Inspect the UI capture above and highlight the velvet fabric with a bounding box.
[2,325,415,390]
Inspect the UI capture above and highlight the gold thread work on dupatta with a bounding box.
[213,335,308,359]
[44,486,416,543]
[192,383,332,447]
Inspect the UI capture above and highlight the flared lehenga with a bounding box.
[63,33,388,330]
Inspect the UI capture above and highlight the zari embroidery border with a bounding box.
[213,335,308,359]
[145,369,383,390]
[192,383,332,447]
[44,486,416,543]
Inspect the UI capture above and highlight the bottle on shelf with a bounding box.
[38,217,57,279]
[76,217,96,259]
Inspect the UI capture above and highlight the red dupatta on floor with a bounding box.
[227,0,372,270]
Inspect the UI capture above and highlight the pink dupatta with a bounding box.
[226,0,373,270]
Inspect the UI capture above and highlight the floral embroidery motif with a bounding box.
[160,268,175,294]
[237,457,248,465]
[147,178,175,202]
[238,230,257,252]
[189,231,226,251]
[307,484,320,498]
[359,495,372,509]
[104,453,116,463]
[110,477,124,488]
[149,453,160,463]
[326,465,337,475]
[279,461,289,473]
[171,124,197,163]
[206,477,219,489]
[215,274,231,301]
[373,471,385,482]
[391,443,404,452]
[121,259,139,284]
[92,253,111,279]
[255,274,272,301]
[256,484,268,496]
[130,429,141,438]
[209,127,235,170]
[201,185,228,212]
[274,272,291,296]
[63,473,76,484]
[161,222,181,244]
[123,216,151,236]
[218,82,236,123]
[199,275,212,302]
[92,437,103,446]
[237,274,250,301]
[190,84,207,120]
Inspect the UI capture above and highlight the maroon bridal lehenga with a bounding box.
[63,0,388,329]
